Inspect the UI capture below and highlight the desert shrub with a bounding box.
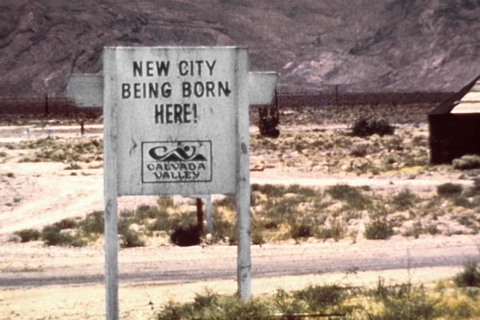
[251,183,286,198]
[251,219,265,245]
[369,280,439,320]
[315,219,345,241]
[289,218,313,240]
[135,204,162,220]
[41,225,79,246]
[453,154,480,170]
[78,210,104,235]
[293,284,347,312]
[350,116,394,137]
[391,189,417,210]
[65,162,81,170]
[53,218,78,230]
[454,260,480,287]
[147,212,171,232]
[158,294,272,320]
[210,210,236,244]
[350,143,368,157]
[14,229,41,243]
[157,196,175,208]
[326,184,371,210]
[119,229,145,248]
[214,195,236,211]
[402,221,423,239]
[365,219,393,240]
[437,183,463,197]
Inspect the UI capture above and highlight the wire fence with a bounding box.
[0,91,452,116]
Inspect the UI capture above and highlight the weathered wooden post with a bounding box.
[68,46,278,320]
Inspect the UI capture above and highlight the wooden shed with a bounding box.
[428,74,480,164]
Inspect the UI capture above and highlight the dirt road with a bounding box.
[1,234,479,288]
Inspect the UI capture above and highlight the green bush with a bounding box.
[437,183,463,197]
[14,229,41,243]
[453,154,480,170]
[454,260,480,287]
[365,219,393,240]
[350,117,394,137]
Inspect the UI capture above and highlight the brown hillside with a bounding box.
[1,0,480,97]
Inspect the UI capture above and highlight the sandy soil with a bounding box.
[0,118,478,319]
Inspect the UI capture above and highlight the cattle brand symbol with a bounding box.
[142,141,212,183]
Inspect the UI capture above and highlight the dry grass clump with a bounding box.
[14,178,480,247]
[156,274,480,319]
[250,122,430,176]
[453,154,480,170]
[1,136,103,164]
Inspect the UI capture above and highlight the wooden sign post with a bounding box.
[68,46,278,320]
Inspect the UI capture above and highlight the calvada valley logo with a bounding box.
[142,141,212,183]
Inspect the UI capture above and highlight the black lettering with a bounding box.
[192,103,197,123]
[122,83,131,99]
[183,104,192,123]
[146,61,154,76]
[149,83,158,98]
[147,164,155,171]
[195,60,204,76]
[198,163,206,170]
[162,82,172,98]
[133,61,142,77]
[206,60,216,76]
[182,82,191,98]
[174,104,183,123]
[134,83,141,98]
[166,104,173,123]
[153,172,162,179]
[219,81,231,97]
[179,163,188,170]
[179,61,188,76]
[206,81,215,97]
[194,82,204,97]
[156,61,170,76]
[155,104,164,124]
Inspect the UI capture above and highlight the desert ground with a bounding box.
[1,105,480,319]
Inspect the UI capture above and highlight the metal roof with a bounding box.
[430,74,480,115]
[451,78,480,114]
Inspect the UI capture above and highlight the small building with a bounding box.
[428,74,480,164]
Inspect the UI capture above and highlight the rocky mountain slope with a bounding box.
[1,0,480,97]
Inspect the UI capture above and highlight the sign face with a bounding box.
[141,140,212,183]
[103,47,246,196]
